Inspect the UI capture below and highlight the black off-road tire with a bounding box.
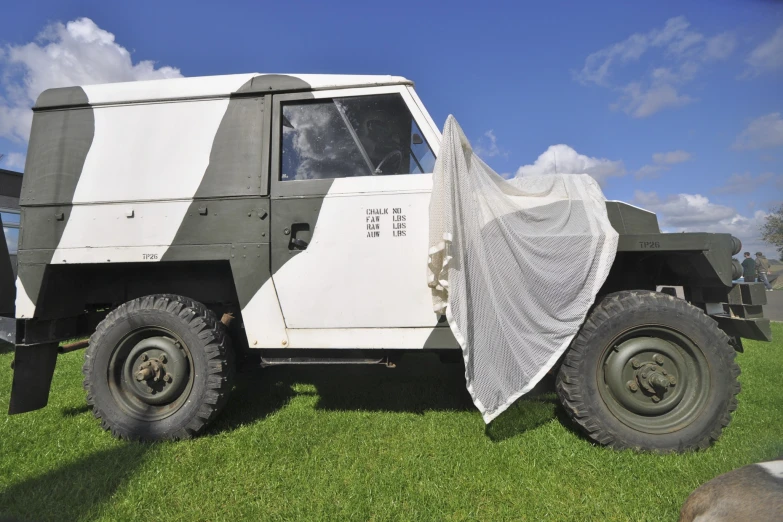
[83,294,234,441]
[556,290,740,452]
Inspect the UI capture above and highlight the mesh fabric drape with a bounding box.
[428,116,619,423]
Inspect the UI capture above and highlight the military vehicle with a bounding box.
[7,74,772,451]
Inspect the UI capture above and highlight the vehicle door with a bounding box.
[269,86,441,330]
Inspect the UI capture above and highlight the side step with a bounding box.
[260,356,396,368]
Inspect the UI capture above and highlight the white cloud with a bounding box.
[474,130,507,158]
[0,152,26,170]
[576,17,735,118]
[634,164,666,180]
[713,172,776,194]
[0,106,33,146]
[634,191,737,227]
[576,17,695,86]
[652,150,691,164]
[732,113,783,151]
[0,17,182,143]
[4,228,18,256]
[703,32,737,61]
[635,150,691,179]
[614,82,693,118]
[744,25,783,76]
[515,144,625,185]
[633,190,774,255]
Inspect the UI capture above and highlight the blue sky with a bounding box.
[1,0,781,255]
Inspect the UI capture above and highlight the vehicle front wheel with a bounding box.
[556,290,740,452]
[83,294,234,441]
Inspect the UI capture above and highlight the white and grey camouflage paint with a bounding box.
[16,73,454,349]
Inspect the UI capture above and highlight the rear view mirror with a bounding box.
[412,133,423,145]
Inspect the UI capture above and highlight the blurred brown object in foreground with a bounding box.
[679,460,782,522]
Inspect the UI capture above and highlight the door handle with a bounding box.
[288,223,311,250]
[291,237,309,249]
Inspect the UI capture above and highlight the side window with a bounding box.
[281,93,435,181]
[1,210,19,255]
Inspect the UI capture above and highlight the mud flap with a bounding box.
[8,343,59,414]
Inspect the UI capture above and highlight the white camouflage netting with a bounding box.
[428,116,619,423]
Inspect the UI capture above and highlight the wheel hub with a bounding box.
[122,336,188,405]
[599,326,711,435]
[135,359,165,382]
[633,360,676,400]
[605,337,688,416]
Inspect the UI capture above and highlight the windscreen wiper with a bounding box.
[333,101,375,176]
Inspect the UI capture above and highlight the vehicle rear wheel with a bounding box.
[556,290,740,452]
[83,294,234,441]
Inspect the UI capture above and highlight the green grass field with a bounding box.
[1,324,781,521]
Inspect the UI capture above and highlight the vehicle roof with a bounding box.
[34,73,413,109]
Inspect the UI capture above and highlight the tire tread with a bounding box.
[555,290,740,452]
[82,294,234,441]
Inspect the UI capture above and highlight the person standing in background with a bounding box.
[755,252,773,291]
[741,252,756,283]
